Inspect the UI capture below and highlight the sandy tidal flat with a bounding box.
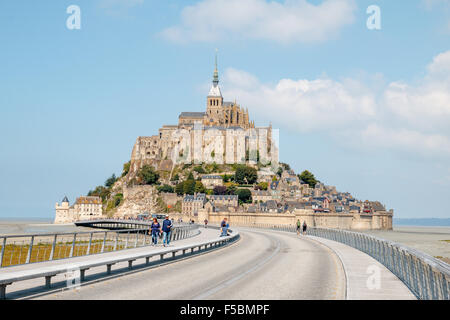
[362,226,450,264]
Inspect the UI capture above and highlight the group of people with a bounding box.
[150,215,173,246]
[296,219,308,235]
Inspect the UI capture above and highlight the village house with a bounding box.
[182,193,207,216]
[251,190,272,203]
[201,175,223,189]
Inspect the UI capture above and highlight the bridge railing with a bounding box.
[308,228,450,300]
[229,222,449,300]
[0,230,240,300]
[0,224,199,268]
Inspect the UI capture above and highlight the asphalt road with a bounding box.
[32,228,346,300]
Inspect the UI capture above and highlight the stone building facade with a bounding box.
[54,196,103,224]
[182,193,207,217]
[201,175,223,189]
[127,56,278,178]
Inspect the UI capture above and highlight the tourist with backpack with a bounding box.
[162,215,173,247]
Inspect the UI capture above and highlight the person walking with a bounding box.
[302,221,307,235]
[150,218,161,246]
[162,215,173,247]
[296,219,301,236]
[204,219,208,228]
[220,218,229,237]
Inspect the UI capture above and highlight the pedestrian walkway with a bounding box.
[1,228,223,299]
[308,235,416,300]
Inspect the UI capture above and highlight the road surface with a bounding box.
[30,228,346,300]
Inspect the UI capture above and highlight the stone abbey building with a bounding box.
[128,57,278,176]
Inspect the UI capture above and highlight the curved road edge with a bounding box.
[307,235,416,300]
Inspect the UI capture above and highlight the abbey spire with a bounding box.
[213,50,219,86]
[208,50,222,98]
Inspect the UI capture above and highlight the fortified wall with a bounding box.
[193,210,393,231]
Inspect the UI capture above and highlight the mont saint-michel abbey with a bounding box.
[129,57,278,175]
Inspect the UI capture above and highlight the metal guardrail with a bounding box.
[230,222,450,300]
[0,230,240,300]
[308,228,450,300]
[0,224,199,268]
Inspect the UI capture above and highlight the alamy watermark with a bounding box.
[66,5,81,30]
[367,5,381,30]
[366,264,381,290]
[65,266,81,291]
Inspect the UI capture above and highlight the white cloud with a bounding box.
[220,50,450,157]
[223,68,376,132]
[361,124,450,157]
[161,0,356,44]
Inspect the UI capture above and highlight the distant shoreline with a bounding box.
[394,218,450,227]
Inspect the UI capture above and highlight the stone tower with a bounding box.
[205,52,224,126]
[54,196,71,224]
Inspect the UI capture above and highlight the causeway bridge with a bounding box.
[74,219,178,231]
[0,220,449,300]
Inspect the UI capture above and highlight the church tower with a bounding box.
[206,52,224,126]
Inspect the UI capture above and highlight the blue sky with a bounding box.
[0,0,450,219]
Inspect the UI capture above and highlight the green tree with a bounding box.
[122,161,131,177]
[226,184,238,195]
[88,186,111,203]
[276,167,283,177]
[236,189,252,204]
[157,185,175,193]
[194,181,206,193]
[175,182,184,195]
[255,182,268,191]
[222,174,232,183]
[138,165,160,185]
[193,166,206,174]
[299,170,317,188]
[105,174,117,188]
[187,172,194,181]
[183,180,196,195]
[114,193,123,207]
[235,165,257,185]
[171,173,180,181]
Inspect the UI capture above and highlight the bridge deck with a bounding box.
[309,235,416,300]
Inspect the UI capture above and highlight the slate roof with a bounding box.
[179,112,206,119]
[209,195,238,201]
[183,193,207,203]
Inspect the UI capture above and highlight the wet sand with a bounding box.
[362,226,450,264]
[0,220,92,237]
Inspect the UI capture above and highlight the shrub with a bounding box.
[193,166,206,174]
[157,185,175,193]
[235,165,257,184]
[298,170,318,188]
[105,174,117,188]
[138,165,160,185]
[122,161,131,177]
[236,189,252,204]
